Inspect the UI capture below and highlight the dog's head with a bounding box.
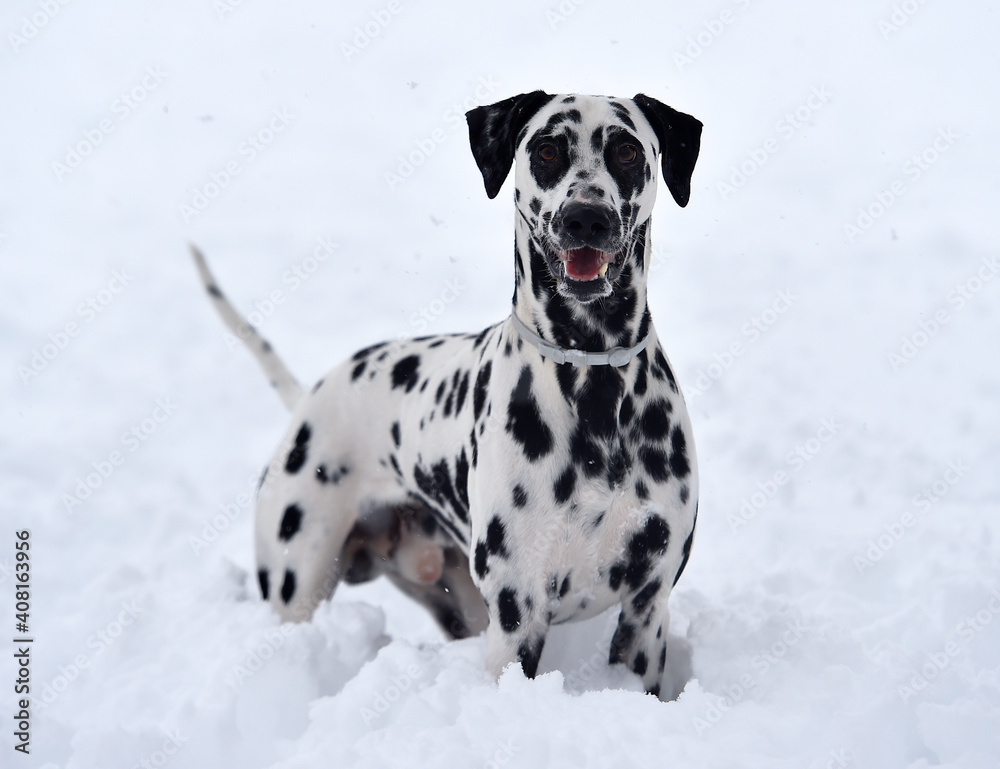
[467,93,701,304]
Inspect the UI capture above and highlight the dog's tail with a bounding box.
[190,245,304,411]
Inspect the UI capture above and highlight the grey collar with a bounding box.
[509,313,650,368]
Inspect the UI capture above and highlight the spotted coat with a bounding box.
[208,92,702,696]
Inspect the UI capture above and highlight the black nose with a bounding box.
[561,203,612,242]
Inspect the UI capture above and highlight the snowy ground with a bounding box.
[2,0,999,767]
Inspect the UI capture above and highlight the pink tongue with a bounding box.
[564,247,605,280]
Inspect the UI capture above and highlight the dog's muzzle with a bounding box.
[548,203,625,300]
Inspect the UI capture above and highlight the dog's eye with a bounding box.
[617,144,638,164]
[536,143,558,162]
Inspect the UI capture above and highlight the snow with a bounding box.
[2,0,999,767]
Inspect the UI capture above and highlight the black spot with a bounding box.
[554,466,577,504]
[555,363,577,403]
[529,197,542,215]
[679,484,690,505]
[659,645,667,672]
[498,588,521,632]
[632,578,661,615]
[435,380,446,404]
[455,371,470,413]
[609,563,625,591]
[633,351,649,396]
[429,339,446,349]
[606,443,629,488]
[352,341,387,361]
[443,391,454,417]
[389,455,402,476]
[559,575,571,598]
[653,348,678,391]
[635,479,649,500]
[506,366,553,461]
[414,460,468,523]
[311,378,324,393]
[632,651,648,677]
[207,284,223,298]
[639,445,670,483]
[576,367,624,442]
[455,448,470,511]
[473,328,490,348]
[640,399,671,441]
[518,636,545,678]
[512,484,528,508]
[669,427,691,478]
[571,427,604,478]
[257,465,269,494]
[619,395,635,427]
[609,621,635,664]
[631,516,671,560]
[474,541,488,578]
[590,126,603,152]
[280,569,296,604]
[391,421,401,448]
[257,568,270,599]
[474,361,492,420]
[486,516,508,555]
[391,355,421,392]
[278,504,303,541]
[285,423,311,474]
[673,527,695,586]
[351,360,367,381]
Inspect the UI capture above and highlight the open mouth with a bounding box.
[560,246,619,281]
[562,246,611,281]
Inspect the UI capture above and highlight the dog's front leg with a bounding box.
[482,582,550,680]
[609,576,672,697]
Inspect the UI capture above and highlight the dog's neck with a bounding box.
[512,215,653,355]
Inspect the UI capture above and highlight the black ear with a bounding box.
[632,94,702,207]
[466,91,554,199]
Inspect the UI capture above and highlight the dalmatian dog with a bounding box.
[195,91,701,696]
